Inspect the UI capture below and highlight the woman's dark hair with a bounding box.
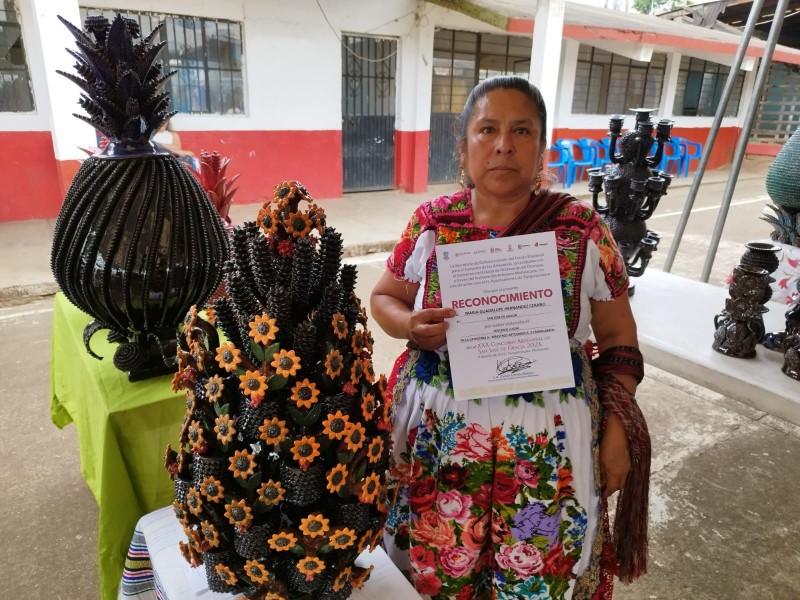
[456,76,548,153]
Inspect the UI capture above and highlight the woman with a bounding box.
[153,120,199,171]
[370,76,650,599]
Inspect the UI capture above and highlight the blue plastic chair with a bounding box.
[548,144,571,187]
[654,139,683,176]
[556,138,595,186]
[672,136,703,177]
[579,138,611,169]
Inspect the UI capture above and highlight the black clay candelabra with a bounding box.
[588,109,674,294]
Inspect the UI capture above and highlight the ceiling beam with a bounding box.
[425,0,509,30]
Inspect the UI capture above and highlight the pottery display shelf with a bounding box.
[630,269,799,426]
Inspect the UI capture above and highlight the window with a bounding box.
[0,0,34,112]
[431,29,478,114]
[476,33,531,81]
[673,56,744,117]
[431,28,532,114]
[572,45,666,115]
[752,63,800,143]
[81,7,244,115]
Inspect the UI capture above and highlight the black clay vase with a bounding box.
[51,14,228,380]
[740,241,781,275]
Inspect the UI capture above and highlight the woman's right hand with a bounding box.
[371,270,455,350]
[405,308,456,350]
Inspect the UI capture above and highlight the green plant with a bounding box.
[761,204,800,247]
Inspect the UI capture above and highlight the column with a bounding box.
[395,16,435,193]
[529,0,565,146]
[29,0,96,195]
[660,52,682,119]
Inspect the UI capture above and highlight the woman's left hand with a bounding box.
[600,412,631,498]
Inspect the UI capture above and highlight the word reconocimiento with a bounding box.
[451,289,553,309]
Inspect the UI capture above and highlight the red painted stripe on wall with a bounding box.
[0,131,63,222]
[745,143,781,157]
[0,129,344,223]
[395,129,429,194]
[179,130,343,204]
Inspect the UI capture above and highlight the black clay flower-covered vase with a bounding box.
[165,181,389,598]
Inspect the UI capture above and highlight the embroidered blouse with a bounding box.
[386,189,628,343]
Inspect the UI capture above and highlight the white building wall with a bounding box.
[11,0,97,158]
[79,0,423,131]
[396,14,434,133]
[6,0,762,143]
[554,39,580,139]
[738,63,759,122]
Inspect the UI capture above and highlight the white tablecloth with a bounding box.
[119,506,420,600]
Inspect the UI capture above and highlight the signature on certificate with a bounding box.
[496,356,534,375]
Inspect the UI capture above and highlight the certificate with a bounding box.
[435,231,575,401]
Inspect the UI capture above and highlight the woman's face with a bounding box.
[462,88,544,201]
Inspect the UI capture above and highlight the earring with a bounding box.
[533,171,543,197]
[459,168,466,192]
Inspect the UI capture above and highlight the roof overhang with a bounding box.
[426,0,800,66]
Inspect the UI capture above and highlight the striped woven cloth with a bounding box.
[120,525,165,599]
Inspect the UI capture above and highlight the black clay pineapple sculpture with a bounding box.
[51,14,228,380]
[165,180,390,599]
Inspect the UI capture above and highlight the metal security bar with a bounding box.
[572,45,666,115]
[752,62,800,143]
[428,28,533,184]
[341,35,397,192]
[0,0,34,112]
[80,7,244,115]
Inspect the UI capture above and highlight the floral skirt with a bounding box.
[384,344,606,600]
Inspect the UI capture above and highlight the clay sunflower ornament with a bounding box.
[166,181,391,599]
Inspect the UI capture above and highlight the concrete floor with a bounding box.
[4,273,798,599]
[2,155,799,599]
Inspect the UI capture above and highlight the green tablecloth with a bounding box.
[49,293,184,600]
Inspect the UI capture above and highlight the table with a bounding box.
[119,506,421,600]
[50,293,184,600]
[630,269,800,426]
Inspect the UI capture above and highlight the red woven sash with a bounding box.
[594,345,650,583]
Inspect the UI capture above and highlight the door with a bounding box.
[341,35,397,192]
[428,113,460,184]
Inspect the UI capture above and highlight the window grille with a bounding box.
[0,0,34,112]
[429,28,535,184]
[673,56,744,117]
[752,63,800,144]
[572,45,666,115]
[81,7,244,115]
[477,33,531,81]
[431,29,478,114]
[431,28,533,114]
